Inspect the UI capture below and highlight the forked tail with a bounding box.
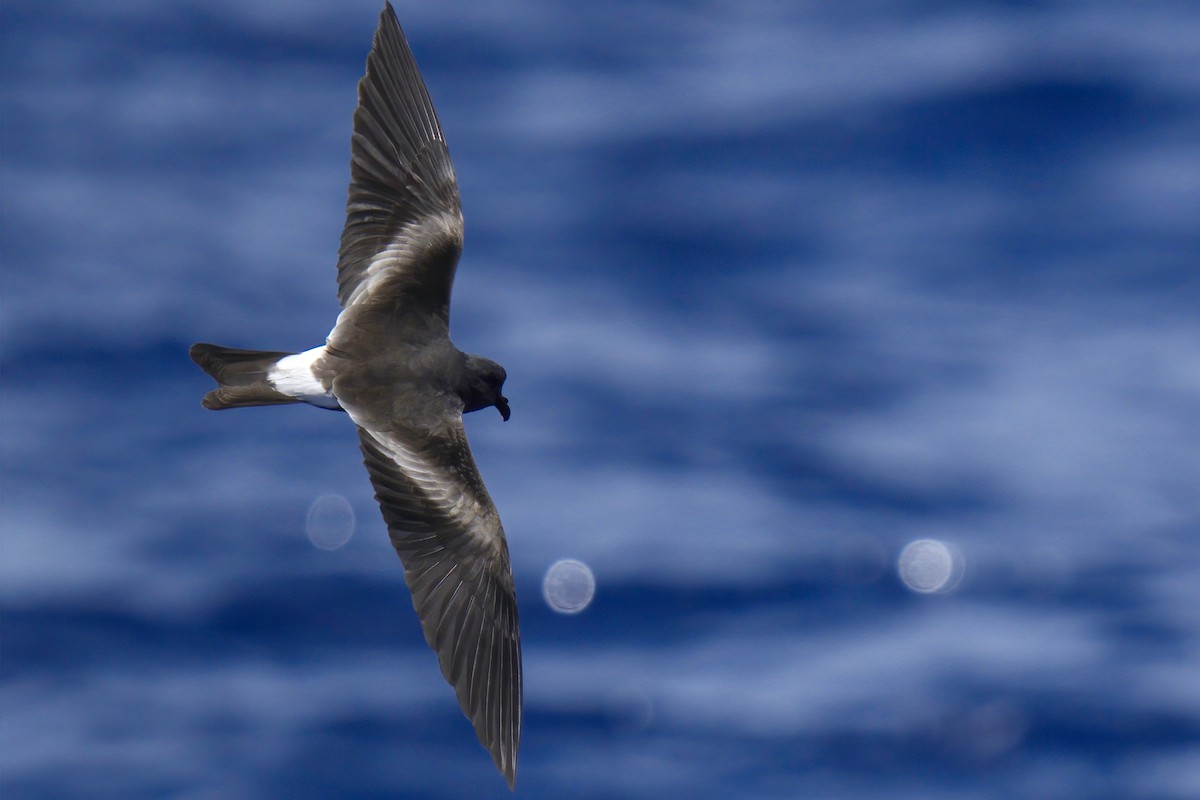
[189,343,299,410]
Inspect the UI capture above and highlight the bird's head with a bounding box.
[463,354,510,421]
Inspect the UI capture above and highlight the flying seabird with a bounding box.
[189,3,521,787]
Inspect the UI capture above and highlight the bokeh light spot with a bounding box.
[898,539,964,594]
[306,494,355,551]
[542,558,595,614]
[606,685,655,733]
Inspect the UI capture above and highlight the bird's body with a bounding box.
[189,2,521,787]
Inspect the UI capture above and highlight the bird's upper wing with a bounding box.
[349,406,521,787]
[337,3,464,319]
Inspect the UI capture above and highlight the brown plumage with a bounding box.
[189,3,521,787]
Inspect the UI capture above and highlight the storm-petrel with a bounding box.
[189,2,520,786]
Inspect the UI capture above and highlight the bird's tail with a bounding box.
[189,343,300,410]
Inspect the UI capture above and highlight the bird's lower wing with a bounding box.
[354,418,521,787]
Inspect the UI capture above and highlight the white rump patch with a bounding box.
[269,346,341,409]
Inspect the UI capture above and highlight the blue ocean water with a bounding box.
[2,1,1198,798]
